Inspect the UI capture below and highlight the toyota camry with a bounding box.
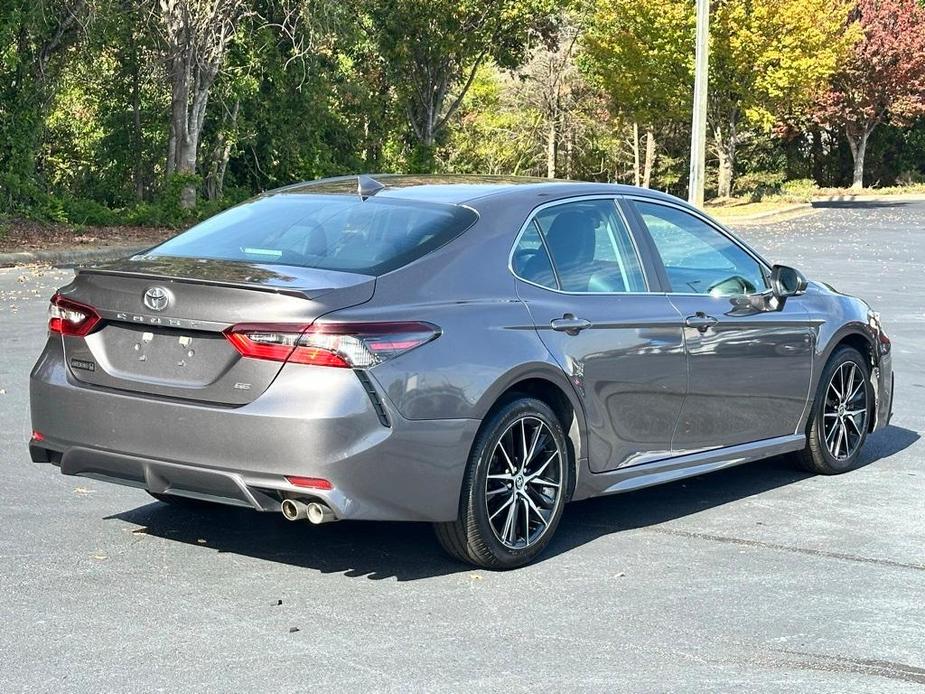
[29,175,894,569]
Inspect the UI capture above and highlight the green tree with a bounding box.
[580,0,694,187]
[0,0,92,210]
[157,0,251,209]
[441,66,542,176]
[362,0,559,171]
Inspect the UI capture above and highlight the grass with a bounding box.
[705,182,925,223]
[811,182,925,198]
[704,199,809,223]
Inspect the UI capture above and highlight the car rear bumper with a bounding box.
[29,338,478,522]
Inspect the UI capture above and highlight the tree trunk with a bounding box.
[130,43,144,200]
[160,0,242,209]
[713,120,737,199]
[642,126,655,188]
[847,126,872,189]
[810,128,824,185]
[205,100,239,201]
[565,126,573,180]
[632,122,641,187]
[546,117,557,179]
[176,135,198,209]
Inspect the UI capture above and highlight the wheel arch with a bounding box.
[812,325,879,432]
[473,365,587,496]
[831,331,876,367]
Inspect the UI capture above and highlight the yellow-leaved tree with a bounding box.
[580,0,695,188]
[710,0,858,197]
[580,0,856,197]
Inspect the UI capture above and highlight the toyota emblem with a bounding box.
[143,286,171,312]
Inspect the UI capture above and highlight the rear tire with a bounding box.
[798,346,872,474]
[434,396,571,569]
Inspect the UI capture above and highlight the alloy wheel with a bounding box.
[822,361,868,461]
[484,416,564,549]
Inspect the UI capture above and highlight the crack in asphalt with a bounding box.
[768,650,925,685]
[644,527,925,572]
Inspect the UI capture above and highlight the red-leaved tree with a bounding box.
[815,0,925,188]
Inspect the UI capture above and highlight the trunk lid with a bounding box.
[58,257,375,405]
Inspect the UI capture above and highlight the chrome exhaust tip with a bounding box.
[306,501,337,525]
[280,498,309,521]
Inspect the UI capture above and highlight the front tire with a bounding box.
[434,397,570,569]
[798,346,872,474]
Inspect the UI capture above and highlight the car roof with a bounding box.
[268,174,682,206]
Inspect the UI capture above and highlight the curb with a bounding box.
[811,192,925,204]
[711,203,816,226]
[0,243,147,269]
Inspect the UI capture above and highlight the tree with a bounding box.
[814,0,925,189]
[580,0,694,188]
[362,0,558,170]
[512,21,584,178]
[0,0,93,209]
[442,66,543,175]
[708,0,855,197]
[156,0,249,208]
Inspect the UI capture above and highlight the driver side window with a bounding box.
[634,201,767,296]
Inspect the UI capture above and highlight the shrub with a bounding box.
[896,170,925,185]
[61,197,117,226]
[780,178,820,200]
[733,171,785,201]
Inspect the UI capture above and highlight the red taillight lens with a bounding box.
[224,323,310,363]
[31,430,45,442]
[225,321,439,368]
[286,476,333,490]
[48,293,101,336]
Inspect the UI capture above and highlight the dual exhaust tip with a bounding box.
[280,498,337,524]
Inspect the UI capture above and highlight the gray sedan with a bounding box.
[29,175,894,568]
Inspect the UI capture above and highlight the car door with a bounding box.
[627,198,815,453]
[511,196,688,472]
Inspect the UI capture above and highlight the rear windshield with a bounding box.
[148,194,478,275]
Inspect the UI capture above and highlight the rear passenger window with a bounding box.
[512,223,557,289]
[532,199,647,293]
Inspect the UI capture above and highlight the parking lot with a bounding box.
[1,202,923,692]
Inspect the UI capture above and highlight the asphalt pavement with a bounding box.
[0,202,923,692]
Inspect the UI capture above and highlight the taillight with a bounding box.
[224,321,439,368]
[48,293,101,336]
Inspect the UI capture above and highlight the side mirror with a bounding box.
[770,264,807,299]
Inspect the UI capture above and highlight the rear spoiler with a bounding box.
[78,266,312,299]
[77,257,376,301]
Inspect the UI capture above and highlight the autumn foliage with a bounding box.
[814,0,925,188]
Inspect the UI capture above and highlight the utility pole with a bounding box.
[688,0,710,208]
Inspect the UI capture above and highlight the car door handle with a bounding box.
[684,312,719,332]
[550,315,592,335]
